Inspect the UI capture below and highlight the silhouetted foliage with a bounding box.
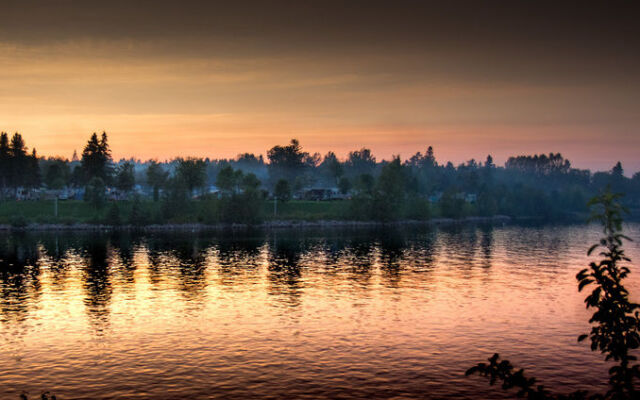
[505,153,571,176]
[0,132,40,196]
[576,190,639,398]
[373,157,410,220]
[81,132,112,185]
[345,148,377,178]
[43,158,70,190]
[0,132,10,194]
[467,189,639,399]
[115,161,135,195]
[2,133,640,223]
[216,164,243,194]
[129,195,148,226]
[242,172,261,192]
[145,160,168,201]
[275,179,292,202]
[267,139,318,187]
[175,157,207,195]
[161,176,191,220]
[85,177,107,210]
[338,176,351,195]
[319,151,343,185]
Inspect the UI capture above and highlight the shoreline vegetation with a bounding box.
[1,132,639,231]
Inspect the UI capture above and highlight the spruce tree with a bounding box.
[81,132,112,184]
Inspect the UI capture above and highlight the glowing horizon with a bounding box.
[1,1,638,173]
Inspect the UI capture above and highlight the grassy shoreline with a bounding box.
[1,199,354,225]
[0,199,521,230]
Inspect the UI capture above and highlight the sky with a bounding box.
[0,1,639,173]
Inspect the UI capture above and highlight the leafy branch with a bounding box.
[467,189,639,399]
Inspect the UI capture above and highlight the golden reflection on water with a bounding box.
[0,224,639,399]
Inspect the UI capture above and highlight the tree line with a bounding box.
[1,132,640,223]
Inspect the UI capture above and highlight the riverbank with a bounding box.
[0,199,351,226]
[0,198,601,232]
[0,215,514,232]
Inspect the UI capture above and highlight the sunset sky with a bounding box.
[1,1,639,172]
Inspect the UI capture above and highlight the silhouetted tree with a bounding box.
[175,157,207,195]
[267,139,317,187]
[129,195,148,226]
[161,175,190,220]
[485,154,495,169]
[612,162,624,177]
[354,173,375,196]
[338,176,351,195]
[21,148,41,190]
[85,177,107,209]
[81,132,112,184]
[216,164,243,194]
[319,151,343,185]
[0,132,10,196]
[8,133,28,194]
[145,160,168,201]
[44,158,70,190]
[345,148,376,178]
[70,165,84,188]
[274,179,292,202]
[241,172,261,192]
[115,162,135,196]
[218,171,263,224]
[375,156,408,219]
[505,153,570,176]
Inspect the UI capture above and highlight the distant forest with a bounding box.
[1,131,639,224]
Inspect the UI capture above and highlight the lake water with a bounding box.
[1,223,639,399]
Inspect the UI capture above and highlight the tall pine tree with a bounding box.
[0,133,10,197]
[81,132,113,184]
[9,133,28,194]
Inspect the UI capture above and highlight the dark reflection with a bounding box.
[502,225,572,285]
[407,229,438,272]
[479,224,494,270]
[82,237,112,332]
[438,225,482,281]
[110,231,137,267]
[216,237,263,287]
[266,233,305,307]
[0,233,41,324]
[321,234,376,291]
[109,232,139,291]
[344,240,375,274]
[37,235,71,291]
[0,222,566,330]
[0,222,632,400]
[378,227,409,287]
[174,239,208,300]
[38,234,67,263]
[146,234,210,301]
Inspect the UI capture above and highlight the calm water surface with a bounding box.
[1,223,639,399]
